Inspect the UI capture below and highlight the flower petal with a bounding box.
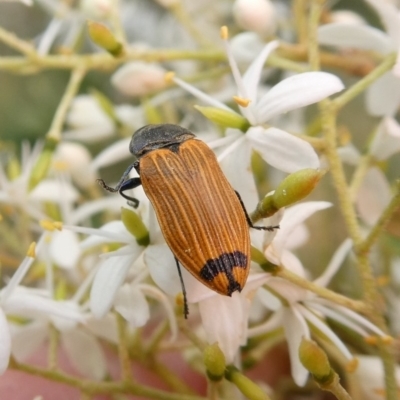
[370,117,400,160]
[10,321,47,362]
[90,253,137,318]
[282,306,310,387]
[313,238,353,287]
[86,315,119,344]
[247,126,320,173]
[49,230,82,270]
[364,0,400,44]
[114,284,150,327]
[145,244,182,296]
[5,291,85,322]
[219,135,259,210]
[266,201,331,263]
[356,167,391,226]
[298,303,353,360]
[0,309,11,374]
[317,23,394,54]
[199,291,248,363]
[61,329,107,380]
[366,72,400,116]
[242,40,279,102]
[255,72,344,122]
[90,138,131,171]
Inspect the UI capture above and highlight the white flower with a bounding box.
[0,236,85,374]
[111,62,168,97]
[64,204,178,338]
[354,355,400,400]
[0,142,79,222]
[63,95,115,142]
[247,203,389,387]
[171,34,344,185]
[318,0,400,116]
[53,141,97,189]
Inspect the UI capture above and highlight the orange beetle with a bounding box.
[98,124,278,317]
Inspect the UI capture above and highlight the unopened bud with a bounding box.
[121,207,150,246]
[88,21,124,57]
[203,343,226,381]
[233,0,277,37]
[272,169,325,209]
[299,338,332,383]
[194,106,250,131]
[111,62,167,97]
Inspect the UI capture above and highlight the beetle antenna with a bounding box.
[97,162,137,193]
[175,257,189,318]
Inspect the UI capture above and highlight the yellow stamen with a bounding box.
[53,160,69,171]
[220,26,228,40]
[364,335,378,345]
[165,71,175,84]
[27,242,36,258]
[40,220,63,231]
[345,358,358,373]
[233,96,251,107]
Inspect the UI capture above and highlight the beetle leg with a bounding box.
[235,191,279,232]
[97,162,142,208]
[175,257,189,319]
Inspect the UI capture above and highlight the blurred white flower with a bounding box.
[0,142,78,222]
[53,141,97,189]
[370,117,400,160]
[330,10,366,25]
[355,167,392,226]
[0,236,85,375]
[79,0,113,19]
[318,0,400,116]
[111,62,168,97]
[63,95,115,142]
[233,0,277,37]
[354,355,400,400]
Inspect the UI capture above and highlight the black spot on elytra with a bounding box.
[199,251,248,295]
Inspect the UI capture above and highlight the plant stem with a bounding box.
[47,67,86,141]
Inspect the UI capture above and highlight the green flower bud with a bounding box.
[28,138,58,191]
[203,343,226,381]
[87,21,124,57]
[121,207,150,246]
[250,194,278,222]
[225,366,271,400]
[194,106,250,131]
[272,168,325,209]
[299,338,332,383]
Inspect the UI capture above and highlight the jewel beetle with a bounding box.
[98,124,278,317]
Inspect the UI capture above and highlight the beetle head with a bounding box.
[130,124,195,157]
